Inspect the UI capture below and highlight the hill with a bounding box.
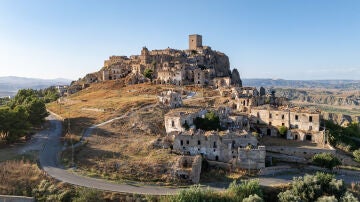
[242,78,360,89]
[0,76,71,97]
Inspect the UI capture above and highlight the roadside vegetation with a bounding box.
[311,153,341,169]
[0,89,48,143]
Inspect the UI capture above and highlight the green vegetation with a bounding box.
[278,172,357,202]
[311,153,341,169]
[144,68,154,82]
[194,111,221,131]
[0,89,48,143]
[0,96,11,105]
[326,120,360,152]
[161,179,263,202]
[278,126,287,138]
[353,149,360,163]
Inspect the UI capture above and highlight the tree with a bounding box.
[143,68,154,82]
[312,153,341,169]
[278,126,287,138]
[194,111,221,131]
[25,98,48,126]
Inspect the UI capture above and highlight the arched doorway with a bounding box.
[267,128,271,136]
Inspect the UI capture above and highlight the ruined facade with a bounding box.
[157,90,183,108]
[76,35,242,88]
[164,107,266,170]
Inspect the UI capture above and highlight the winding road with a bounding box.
[38,100,360,195]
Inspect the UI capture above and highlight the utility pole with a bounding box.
[67,109,74,168]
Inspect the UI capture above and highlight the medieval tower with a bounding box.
[189,34,202,50]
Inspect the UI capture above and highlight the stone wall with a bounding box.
[0,195,35,202]
[236,146,266,169]
[266,145,335,159]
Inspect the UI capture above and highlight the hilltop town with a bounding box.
[67,34,241,93]
[44,35,360,185]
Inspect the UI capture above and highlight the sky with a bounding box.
[0,0,359,80]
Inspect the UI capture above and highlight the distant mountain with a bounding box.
[0,76,72,97]
[242,78,360,89]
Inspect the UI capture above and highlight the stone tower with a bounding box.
[189,34,202,50]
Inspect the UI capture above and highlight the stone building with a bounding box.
[73,34,242,88]
[158,90,183,108]
[164,108,208,134]
[249,105,324,143]
[172,130,265,169]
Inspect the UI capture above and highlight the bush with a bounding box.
[73,188,104,202]
[316,195,338,202]
[278,172,347,202]
[227,179,263,201]
[194,111,221,131]
[353,149,360,163]
[312,153,341,169]
[243,194,264,202]
[278,126,287,137]
[160,185,222,202]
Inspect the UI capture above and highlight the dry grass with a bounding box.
[0,160,47,196]
[62,104,179,184]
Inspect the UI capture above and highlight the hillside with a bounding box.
[242,79,360,89]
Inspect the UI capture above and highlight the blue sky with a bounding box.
[0,0,359,80]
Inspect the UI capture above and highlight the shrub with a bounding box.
[194,111,221,131]
[316,195,338,202]
[160,185,222,202]
[243,194,264,202]
[278,126,287,138]
[278,172,347,202]
[353,149,360,163]
[341,191,359,202]
[72,188,104,202]
[312,153,341,169]
[227,179,263,201]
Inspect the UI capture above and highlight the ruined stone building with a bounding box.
[249,105,324,143]
[157,90,183,108]
[164,107,266,169]
[172,130,265,169]
[77,34,242,88]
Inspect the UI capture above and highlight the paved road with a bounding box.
[39,114,183,195]
[39,114,360,195]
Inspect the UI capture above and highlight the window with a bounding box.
[282,123,285,126]
[186,140,189,145]
[282,114,285,119]
[309,126,312,131]
[198,140,201,145]
[213,142,217,148]
[180,140,183,146]
[295,115,299,121]
[171,120,175,127]
[309,116,313,122]
[257,112,260,118]
[269,113,272,118]
[269,122,272,126]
